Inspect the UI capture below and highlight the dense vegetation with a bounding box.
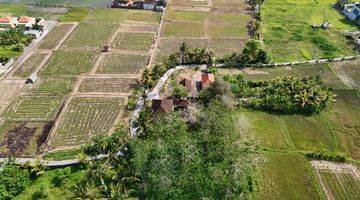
[0,28,35,61]
[305,151,349,163]
[0,160,30,199]
[225,75,335,114]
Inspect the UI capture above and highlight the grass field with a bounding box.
[319,171,360,199]
[112,32,155,52]
[13,52,49,78]
[97,53,148,74]
[255,152,325,200]
[162,21,205,38]
[59,8,89,22]
[262,0,359,62]
[79,77,137,93]
[38,23,75,50]
[85,8,128,22]
[127,10,161,24]
[332,60,360,86]
[62,22,117,50]
[2,96,63,121]
[0,4,63,20]
[32,77,75,95]
[40,50,98,76]
[51,97,124,148]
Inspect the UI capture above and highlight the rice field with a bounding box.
[13,52,49,78]
[40,50,99,76]
[37,23,75,50]
[79,77,137,93]
[255,152,325,200]
[2,96,64,121]
[97,53,148,74]
[51,97,124,148]
[112,32,155,52]
[62,22,117,50]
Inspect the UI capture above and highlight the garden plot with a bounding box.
[2,95,64,121]
[127,10,161,24]
[312,161,360,200]
[256,152,324,200]
[112,32,155,52]
[162,21,205,38]
[212,0,249,9]
[0,121,50,157]
[37,23,75,50]
[51,97,124,148]
[166,9,208,22]
[122,24,158,32]
[79,77,137,93]
[262,0,358,62]
[85,8,128,22]
[170,0,209,6]
[97,53,148,74]
[13,52,49,78]
[62,22,117,50]
[0,80,24,114]
[40,50,99,76]
[31,77,75,95]
[209,39,246,55]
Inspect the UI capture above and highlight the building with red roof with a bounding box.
[0,16,17,28]
[201,73,215,89]
[151,99,174,113]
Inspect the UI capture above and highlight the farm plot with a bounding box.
[79,77,137,93]
[40,50,99,76]
[13,52,49,78]
[2,95,64,121]
[332,60,360,87]
[31,77,75,95]
[122,24,158,32]
[127,10,161,24]
[97,53,148,74]
[85,8,128,22]
[262,0,358,62]
[51,97,124,148]
[37,23,75,50]
[161,21,205,38]
[112,32,155,52]
[0,121,50,157]
[209,12,251,39]
[166,9,208,22]
[255,152,324,200]
[62,22,117,50]
[170,0,209,6]
[319,171,360,199]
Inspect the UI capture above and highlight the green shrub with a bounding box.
[52,167,72,186]
[31,184,49,200]
[0,161,30,200]
[305,151,349,162]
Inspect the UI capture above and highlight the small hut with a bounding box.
[26,73,38,84]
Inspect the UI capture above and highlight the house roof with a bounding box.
[0,16,14,23]
[152,99,173,113]
[18,16,34,23]
[180,78,193,92]
[201,73,215,88]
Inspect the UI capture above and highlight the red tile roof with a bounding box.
[18,16,32,23]
[152,99,173,113]
[0,16,13,23]
[180,78,192,92]
[201,73,215,88]
[174,99,190,107]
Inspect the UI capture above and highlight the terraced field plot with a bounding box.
[162,21,205,38]
[2,96,63,121]
[127,10,162,24]
[51,97,124,148]
[37,23,75,50]
[62,22,117,50]
[262,0,358,62]
[112,32,155,52]
[122,24,158,32]
[79,77,137,93]
[85,8,128,22]
[31,77,75,95]
[0,121,49,157]
[40,50,99,76]
[13,52,49,78]
[256,152,324,200]
[319,171,360,199]
[97,53,148,74]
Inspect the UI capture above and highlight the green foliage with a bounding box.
[226,75,335,114]
[31,184,49,200]
[0,29,34,46]
[0,160,30,200]
[52,167,72,187]
[242,39,270,64]
[130,102,259,199]
[305,151,349,162]
[171,79,189,99]
[59,8,88,22]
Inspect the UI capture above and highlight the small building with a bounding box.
[0,16,17,28]
[17,16,36,29]
[102,45,111,52]
[174,99,190,108]
[151,99,173,113]
[144,0,156,10]
[343,3,360,24]
[180,78,193,93]
[201,73,215,89]
[26,73,38,84]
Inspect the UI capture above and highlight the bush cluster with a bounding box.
[305,151,349,162]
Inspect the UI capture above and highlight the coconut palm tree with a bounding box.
[179,42,189,65]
